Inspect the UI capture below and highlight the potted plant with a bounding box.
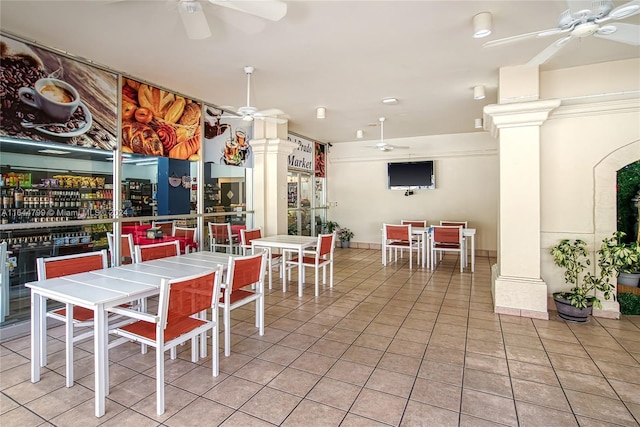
[599,231,640,287]
[550,237,617,322]
[322,221,341,234]
[338,228,354,248]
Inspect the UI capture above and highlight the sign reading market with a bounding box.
[287,134,313,172]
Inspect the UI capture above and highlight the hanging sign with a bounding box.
[287,134,313,172]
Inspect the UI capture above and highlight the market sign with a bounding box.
[287,134,313,172]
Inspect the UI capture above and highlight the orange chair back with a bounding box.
[121,234,135,264]
[318,233,334,256]
[440,221,467,228]
[433,226,462,245]
[166,271,218,324]
[241,228,262,246]
[38,250,108,280]
[137,241,180,262]
[401,220,427,228]
[173,227,196,240]
[386,224,411,241]
[210,223,232,242]
[154,221,175,236]
[228,252,265,293]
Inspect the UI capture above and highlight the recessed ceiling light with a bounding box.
[382,98,398,105]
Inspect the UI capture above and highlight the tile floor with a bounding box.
[1,249,639,426]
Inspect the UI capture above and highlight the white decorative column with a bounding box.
[484,99,560,319]
[250,120,297,236]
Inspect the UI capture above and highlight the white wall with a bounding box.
[327,131,498,253]
[538,58,640,296]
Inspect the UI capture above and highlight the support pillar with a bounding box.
[250,120,297,236]
[484,99,560,319]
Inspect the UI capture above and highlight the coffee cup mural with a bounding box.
[18,78,80,122]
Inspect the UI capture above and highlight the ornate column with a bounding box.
[250,120,297,236]
[484,99,560,319]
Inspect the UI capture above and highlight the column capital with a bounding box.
[484,99,562,137]
[250,138,298,156]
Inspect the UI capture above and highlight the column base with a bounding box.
[492,266,549,319]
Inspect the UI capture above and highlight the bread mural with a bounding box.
[121,78,201,161]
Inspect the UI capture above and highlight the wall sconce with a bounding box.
[472,12,492,38]
[475,118,483,129]
[316,107,326,119]
[356,130,363,139]
[473,85,486,100]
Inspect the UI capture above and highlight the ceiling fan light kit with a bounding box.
[482,0,640,66]
[473,85,486,100]
[472,12,493,38]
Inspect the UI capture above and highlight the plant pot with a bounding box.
[341,240,350,249]
[552,292,593,322]
[618,272,640,287]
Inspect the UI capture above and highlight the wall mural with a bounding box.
[202,105,253,168]
[121,78,201,161]
[0,34,117,149]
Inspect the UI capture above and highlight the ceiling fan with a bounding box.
[220,66,288,124]
[177,0,287,40]
[368,117,409,151]
[483,0,640,66]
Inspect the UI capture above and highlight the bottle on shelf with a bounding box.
[13,182,24,209]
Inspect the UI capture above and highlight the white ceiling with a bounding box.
[1,0,639,144]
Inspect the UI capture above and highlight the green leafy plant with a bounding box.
[550,238,617,309]
[322,221,341,234]
[599,231,640,274]
[618,292,640,315]
[338,228,354,242]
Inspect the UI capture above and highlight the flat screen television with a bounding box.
[387,161,435,190]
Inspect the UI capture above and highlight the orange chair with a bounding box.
[208,222,238,254]
[240,227,283,289]
[284,233,337,296]
[220,251,267,356]
[430,225,465,272]
[135,240,181,262]
[382,224,421,269]
[439,221,468,266]
[173,226,198,253]
[106,232,135,265]
[401,220,428,227]
[151,220,176,238]
[108,267,223,415]
[36,250,109,387]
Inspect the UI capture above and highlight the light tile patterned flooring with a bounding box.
[1,249,639,426]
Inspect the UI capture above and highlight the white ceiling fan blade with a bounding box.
[526,36,572,66]
[254,108,285,117]
[208,0,287,21]
[178,1,212,39]
[607,0,640,19]
[255,116,288,124]
[483,28,565,48]
[594,23,640,45]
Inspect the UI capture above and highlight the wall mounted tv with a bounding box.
[387,161,435,190]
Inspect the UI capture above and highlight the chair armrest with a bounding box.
[107,306,159,323]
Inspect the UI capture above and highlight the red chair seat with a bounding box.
[120,316,207,342]
[51,306,94,322]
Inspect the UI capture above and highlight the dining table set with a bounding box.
[26,233,319,418]
[382,221,476,272]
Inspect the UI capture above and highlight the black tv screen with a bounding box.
[387,161,435,190]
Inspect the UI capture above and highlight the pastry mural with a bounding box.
[0,34,117,149]
[121,78,201,161]
[202,105,253,168]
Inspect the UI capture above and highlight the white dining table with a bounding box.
[26,250,233,418]
[412,227,477,272]
[250,235,318,297]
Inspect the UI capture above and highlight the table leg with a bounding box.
[471,235,475,273]
[65,303,74,387]
[30,291,42,383]
[94,305,107,417]
[298,247,303,298]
